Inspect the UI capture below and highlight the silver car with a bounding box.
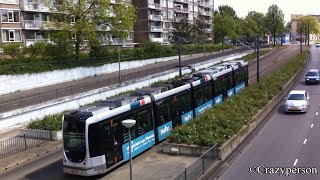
[284,90,310,113]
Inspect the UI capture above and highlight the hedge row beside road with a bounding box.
[168,51,307,147]
[0,42,232,75]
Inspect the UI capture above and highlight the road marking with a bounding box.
[294,159,298,166]
[311,124,314,128]
[304,139,308,144]
[317,112,319,116]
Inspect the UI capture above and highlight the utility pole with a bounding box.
[256,34,260,82]
[307,19,310,46]
[178,36,182,78]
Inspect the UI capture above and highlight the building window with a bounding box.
[1,11,19,22]
[2,30,21,42]
[71,15,75,24]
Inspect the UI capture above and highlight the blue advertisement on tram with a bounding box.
[235,82,245,94]
[214,95,223,105]
[195,100,214,116]
[122,130,155,161]
[181,111,193,124]
[157,121,173,141]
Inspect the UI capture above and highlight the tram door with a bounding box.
[112,122,123,164]
[103,121,123,168]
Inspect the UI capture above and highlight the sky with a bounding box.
[214,0,320,23]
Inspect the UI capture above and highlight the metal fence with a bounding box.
[0,129,53,159]
[0,46,268,113]
[174,144,219,180]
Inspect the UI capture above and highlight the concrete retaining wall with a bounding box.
[162,142,210,156]
[18,129,62,141]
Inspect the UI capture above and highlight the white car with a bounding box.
[284,90,310,113]
[315,42,320,47]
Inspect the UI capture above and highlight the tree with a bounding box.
[217,5,236,18]
[171,16,193,44]
[297,16,320,44]
[265,4,285,45]
[44,0,136,60]
[213,9,237,44]
[192,15,207,44]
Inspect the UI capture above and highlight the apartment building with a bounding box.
[0,0,213,48]
[0,0,135,48]
[132,0,214,45]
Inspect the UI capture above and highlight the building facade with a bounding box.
[0,0,214,48]
[132,0,214,45]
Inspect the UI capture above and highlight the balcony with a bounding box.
[151,37,164,43]
[174,0,188,4]
[0,0,19,4]
[25,39,50,47]
[199,1,212,7]
[150,26,163,32]
[148,3,162,10]
[23,2,50,12]
[25,20,57,30]
[199,10,211,16]
[149,14,162,21]
[175,7,189,13]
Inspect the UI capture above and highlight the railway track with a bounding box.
[248,45,302,84]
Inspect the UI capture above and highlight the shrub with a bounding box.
[27,114,62,131]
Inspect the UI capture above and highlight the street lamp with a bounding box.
[256,33,260,82]
[117,21,122,83]
[122,119,136,180]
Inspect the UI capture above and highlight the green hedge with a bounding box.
[238,48,271,62]
[0,42,232,75]
[168,51,307,147]
[27,114,62,131]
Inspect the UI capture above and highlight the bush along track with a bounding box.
[168,51,307,147]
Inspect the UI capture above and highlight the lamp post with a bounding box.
[117,21,122,83]
[122,119,136,180]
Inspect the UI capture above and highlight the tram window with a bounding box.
[176,93,192,113]
[157,99,172,125]
[222,73,232,90]
[123,127,136,143]
[234,69,244,85]
[89,123,104,157]
[135,107,152,135]
[214,80,222,96]
[194,83,213,107]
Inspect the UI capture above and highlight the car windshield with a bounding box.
[306,72,319,76]
[287,94,305,100]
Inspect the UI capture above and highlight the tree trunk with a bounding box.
[75,32,81,60]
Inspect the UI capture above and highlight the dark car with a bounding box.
[305,69,320,85]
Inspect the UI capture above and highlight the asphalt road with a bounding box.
[211,45,320,180]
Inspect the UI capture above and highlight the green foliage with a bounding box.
[168,51,307,147]
[237,49,271,62]
[0,43,231,75]
[265,4,285,45]
[27,114,62,131]
[3,43,25,60]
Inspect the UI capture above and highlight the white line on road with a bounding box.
[311,124,314,128]
[294,159,298,166]
[303,139,308,144]
[317,112,319,116]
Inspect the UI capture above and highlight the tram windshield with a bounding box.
[63,115,86,162]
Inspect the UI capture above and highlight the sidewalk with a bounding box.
[0,137,197,180]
